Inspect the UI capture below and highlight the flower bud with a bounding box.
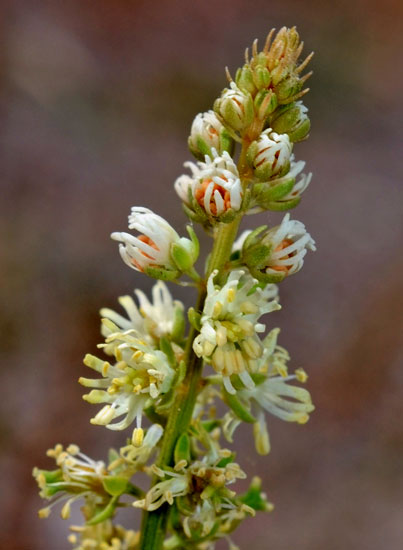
[241,214,316,283]
[188,110,234,160]
[271,101,310,142]
[247,129,292,181]
[214,82,254,133]
[111,207,198,280]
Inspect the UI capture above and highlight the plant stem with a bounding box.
[139,138,252,550]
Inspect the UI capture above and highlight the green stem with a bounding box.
[139,138,253,550]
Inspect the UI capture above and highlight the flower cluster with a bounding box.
[34,26,316,550]
[193,269,280,393]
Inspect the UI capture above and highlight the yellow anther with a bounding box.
[213,301,223,317]
[132,384,142,394]
[295,367,308,383]
[297,413,309,424]
[132,350,143,361]
[227,288,236,302]
[61,500,71,520]
[132,427,144,447]
[102,362,110,377]
[38,507,51,519]
[174,459,187,471]
[66,444,80,455]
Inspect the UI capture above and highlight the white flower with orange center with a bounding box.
[111,207,180,273]
[261,213,315,276]
[175,150,242,220]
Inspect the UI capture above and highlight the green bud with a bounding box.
[235,65,257,94]
[254,89,277,120]
[271,101,310,142]
[214,83,254,133]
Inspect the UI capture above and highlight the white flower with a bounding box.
[251,128,293,179]
[111,207,180,273]
[261,213,316,276]
[111,424,164,471]
[234,329,314,455]
[279,156,312,201]
[33,444,109,520]
[134,456,246,513]
[193,270,280,394]
[80,332,174,431]
[175,150,242,219]
[100,281,184,345]
[174,160,202,205]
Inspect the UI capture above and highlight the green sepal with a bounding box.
[186,225,200,259]
[102,475,128,497]
[143,403,167,425]
[240,476,272,512]
[216,453,236,468]
[255,159,290,181]
[246,141,258,166]
[39,469,63,484]
[182,203,206,224]
[241,187,252,212]
[171,305,185,343]
[174,433,191,465]
[243,244,272,268]
[243,225,267,250]
[86,496,118,526]
[253,66,271,89]
[107,448,120,467]
[159,337,177,368]
[254,89,277,119]
[250,372,267,386]
[196,136,213,158]
[218,208,238,224]
[265,197,301,211]
[223,390,257,423]
[219,129,234,156]
[144,266,180,281]
[236,65,257,94]
[249,266,286,284]
[253,177,295,202]
[170,243,194,272]
[188,307,201,331]
[175,495,194,517]
[189,187,209,222]
[201,419,221,432]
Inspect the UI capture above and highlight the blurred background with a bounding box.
[1,0,402,548]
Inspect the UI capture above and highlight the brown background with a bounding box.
[1,1,402,549]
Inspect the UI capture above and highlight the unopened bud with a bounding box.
[214,83,254,133]
[271,101,310,142]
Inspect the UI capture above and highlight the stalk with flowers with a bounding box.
[34,27,316,550]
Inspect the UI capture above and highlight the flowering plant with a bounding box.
[34,27,315,550]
